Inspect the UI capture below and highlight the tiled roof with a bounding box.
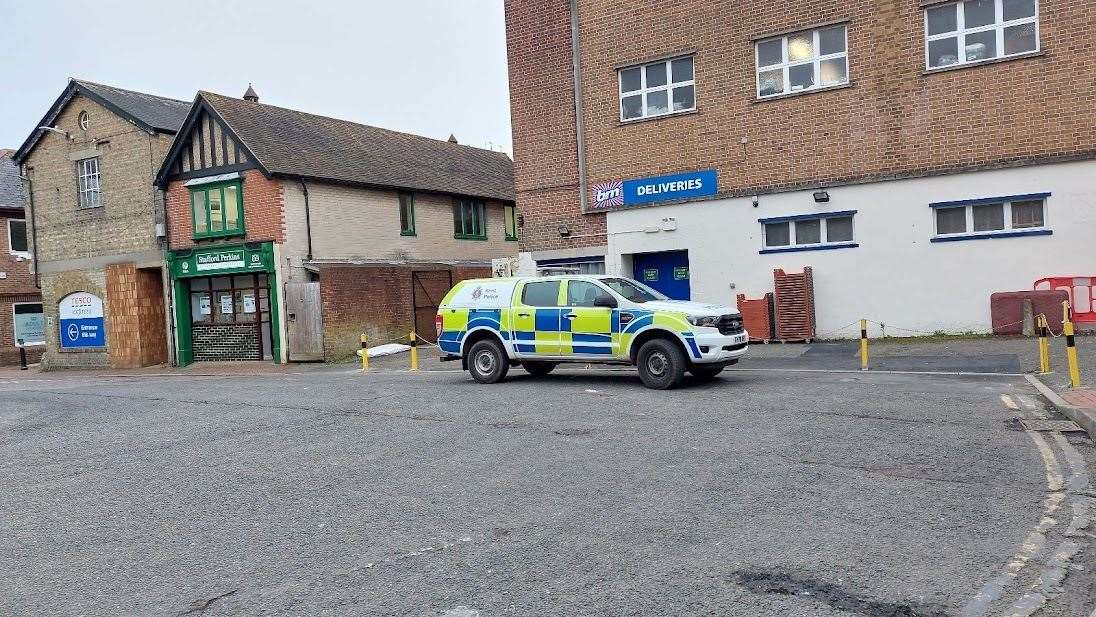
[0,149,25,209]
[201,92,514,202]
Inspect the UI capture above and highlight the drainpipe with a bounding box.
[298,179,313,262]
[570,0,589,214]
[160,188,178,367]
[20,169,40,289]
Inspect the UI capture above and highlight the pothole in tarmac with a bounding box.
[553,427,593,437]
[727,569,950,617]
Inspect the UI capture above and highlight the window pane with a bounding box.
[927,4,958,35]
[787,33,814,62]
[964,30,997,62]
[9,220,28,252]
[671,57,693,83]
[819,58,848,86]
[212,276,232,290]
[192,191,208,233]
[928,37,960,67]
[1004,23,1037,55]
[758,69,784,97]
[1003,0,1036,20]
[973,204,1005,231]
[567,281,605,307]
[964,0,996,28]
[936,207,967,234]
[672,85,695,111]
[764,222,790,247]
[645,62,667,88]
[522,281,561,307]
[757,39,782,67]
[646,89,669,115]
[190,293,212,324]
[400,194,414,232]
[190,278,210,291]
[208,189,223,231]
[1011,200,1044,228]
[620,67,641,93]
[819,26,846,55]
[504,205,516,237]
[789,63,815,91]
[453,202,463,235]
[622,95,643,119]
[826,216,854,242]
[795,219,822,244]
[223,185,240,231]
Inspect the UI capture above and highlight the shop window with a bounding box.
[453,199,486,240]
[619,55,695,121]
[925,0,1039,70]
[756,24,848,99]
[931,194,1049,241]
[760,211,858,253]
[7,219,28,255]
[189,274,265,325]
[76,157,102,208]
[504,204,518,241]
[399,192,416,236]
[191,181,244,239]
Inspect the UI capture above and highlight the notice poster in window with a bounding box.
[242,292,257,314]
[199,295,212,315]
[220,293,234,314]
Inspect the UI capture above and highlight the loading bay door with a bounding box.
[412,270,453,343]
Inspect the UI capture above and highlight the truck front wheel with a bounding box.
[467,339,509,384]
[636,339,687,390]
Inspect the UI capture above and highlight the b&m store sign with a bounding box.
[590,169,717,211]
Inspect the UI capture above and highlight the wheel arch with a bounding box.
[460,327,510,369]
[627,327,692,364]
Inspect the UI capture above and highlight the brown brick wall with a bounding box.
[1,210,43,365]
[165,169,285,250]
[506,0,1096,252]
[104,263,168,369]
[319,264,490,361]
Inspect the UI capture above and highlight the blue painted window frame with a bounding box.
[758,210,858,254]
[929,192,1051,243]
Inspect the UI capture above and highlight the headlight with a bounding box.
[687,315,721,328]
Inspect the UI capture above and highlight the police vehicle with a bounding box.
[435,275,748,389]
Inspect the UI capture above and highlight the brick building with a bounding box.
[0,149,43,366]
[12,80,189,368]
[155,88,515,363]
[505,0,1096,333]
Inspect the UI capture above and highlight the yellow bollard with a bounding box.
[1063,301,1081,388]
[360,334,369,372]
[859,319,869,371]
[1037,315,1051,374]
[409,331,419,371]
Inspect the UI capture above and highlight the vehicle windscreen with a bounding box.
[602,277,668,303]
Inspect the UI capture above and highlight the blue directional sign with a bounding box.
[59,292,106,349]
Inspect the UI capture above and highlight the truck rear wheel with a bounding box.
[636,339,686,390]
[467,339,509,384]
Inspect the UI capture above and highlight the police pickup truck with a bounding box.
[435,275,748,389]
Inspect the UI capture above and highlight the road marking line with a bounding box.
[1001,394,1020,410]
[729,367,1023,377]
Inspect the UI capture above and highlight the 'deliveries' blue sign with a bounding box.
[622,169,717,206]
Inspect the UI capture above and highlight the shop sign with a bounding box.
[173,243,273,278]
[59,292,105,348]
[590,170,717,210]
[643,269,659,282]
[674,266,689,280]
[13,303,45,346]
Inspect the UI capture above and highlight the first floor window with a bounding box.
[762,213,856,250]
[453,199,486,239]
[756,24,848,98]
[619,55,696,121]
[76,157,102,208]
[925,0,1039,70]
[7,218,28,254]
[504,204,518,240]
[399,192,416,236]
[191,181,243,238]
[933,195,1047,237]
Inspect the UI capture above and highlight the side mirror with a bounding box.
[593,294,617,309]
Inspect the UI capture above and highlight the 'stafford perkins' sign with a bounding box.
[59,292,106,349]
[590,169,718,210]
[196,250,247,272]
[173,243,273,278]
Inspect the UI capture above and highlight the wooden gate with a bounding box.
[412,270,453,343]
[285,282,324,361]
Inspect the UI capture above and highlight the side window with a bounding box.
[566,281,607,307]
[521,281,561,307]
[399,192,415,236]
[190,181,244,238]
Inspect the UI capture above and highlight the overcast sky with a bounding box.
[1,0,512,154]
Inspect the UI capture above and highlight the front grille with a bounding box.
[717,314,744,336]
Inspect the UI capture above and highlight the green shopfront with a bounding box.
[168,242,281,365]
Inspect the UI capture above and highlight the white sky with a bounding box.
[1,0,513,155]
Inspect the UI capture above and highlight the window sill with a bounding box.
[455,235,488,241]
[505,236,519,242]
[9,251,31,259]
[618,108,698,126]
[760,242,858,255]
[930,229,1052,243]
[193,230,246,241]
[401,230,417,237]
[923,50,1044,76]
[754,81,853,103]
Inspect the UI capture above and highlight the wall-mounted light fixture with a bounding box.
[752,195,759,208]
[813,190,830,203]
[557,224,571,238]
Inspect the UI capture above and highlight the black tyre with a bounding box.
[467,339,509,384]
[689,364,726,380]
[522,361,558,376]
[636,338,687,390]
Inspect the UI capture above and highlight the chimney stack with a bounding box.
[447,134,458,144]
[243,84,259,103]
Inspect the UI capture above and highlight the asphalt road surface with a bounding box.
[1,367,1093,616]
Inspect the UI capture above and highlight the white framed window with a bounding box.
[931,195,1048,240]
[78,110,89,131]
[925,0,1039,70]
[756,24,848,99]
[7,218,29,256]
[76,157,102,209]
[619,56,696,122]
[760,211,857,252]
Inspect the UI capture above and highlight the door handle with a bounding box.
[517,312,531,318]
[564,314,577,319]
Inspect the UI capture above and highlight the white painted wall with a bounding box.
[606,160,1096,337]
